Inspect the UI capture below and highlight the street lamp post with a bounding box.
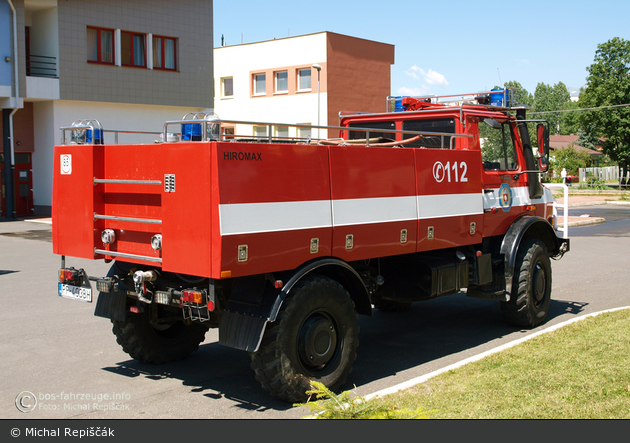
[312,64,322,140]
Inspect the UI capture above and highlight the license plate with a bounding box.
[58,283,92,303]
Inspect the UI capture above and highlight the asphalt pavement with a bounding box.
[554,194,630,227]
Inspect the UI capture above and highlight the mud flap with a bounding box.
[94,289,127,322]
[219,310,267,352]
[94,262,132,322]
[218,274,280,352]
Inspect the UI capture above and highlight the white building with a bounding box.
[1,0,214,217]
[213,32,395,141]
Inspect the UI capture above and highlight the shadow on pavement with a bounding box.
[101,292,588,412]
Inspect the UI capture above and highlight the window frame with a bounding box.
[297,68,312,92]
[121,30,147,68]
[221,77,234,99]
[254,125,268,138]
[298,124,312,141]
[275,125,289,139]
[275,71,288,94]
[253,73,267,96]
[481,121,520,171]
[152,34,178,71]
[87,26,115,65]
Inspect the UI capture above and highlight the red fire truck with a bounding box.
[53,90,569,402]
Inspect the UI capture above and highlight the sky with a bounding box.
[213,0,630,100]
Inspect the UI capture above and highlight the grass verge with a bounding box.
[370,308,630,419]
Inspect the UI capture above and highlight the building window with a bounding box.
[87,27,114,64]
[153,35,177,70]
[223,126,235,139]
[221,77,233,98]
[298,125,312,140]
[298,68,311,91]
[121,31,146,67]
[275,126,289,139]
[254,73,266,96]
[254,126,268,138]
[275,71,288,93]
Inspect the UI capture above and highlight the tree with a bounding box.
[575,128,601,152]
[560,100,581,135]
[550,145,593,176]
[504,80,533,107]
[533,82,571,134]
[578,37,630,184]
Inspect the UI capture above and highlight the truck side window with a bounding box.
[402,118,456,148]
[480,120,519,171]
[349,121,396,142]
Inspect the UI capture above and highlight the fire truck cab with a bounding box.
[53,89,569,402]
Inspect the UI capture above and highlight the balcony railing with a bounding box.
[26,54,58,78]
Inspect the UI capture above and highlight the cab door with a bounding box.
[480,119,526,236]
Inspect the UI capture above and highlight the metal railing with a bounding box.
[60,116,473,149]
[26,54,58,78]
[545,183,569,239]
[60,120,161,145]
[161,117,473,149]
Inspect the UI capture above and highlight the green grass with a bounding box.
[373,309,630,419]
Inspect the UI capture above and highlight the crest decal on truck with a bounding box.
[499,183,513,211]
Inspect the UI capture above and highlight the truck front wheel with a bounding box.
[501,238,552,328]
[112,307,208,364]
[250,275,359,403]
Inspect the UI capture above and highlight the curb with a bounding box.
[560,217,606,228]
[566,201,608,207]
[23,218,52,225]
[364,306,630,401]
[560,199,630,208]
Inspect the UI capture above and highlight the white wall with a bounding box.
[214,34,328,138]
[32,100,206,209]
[32,101,55,212]
[31,7,59,77]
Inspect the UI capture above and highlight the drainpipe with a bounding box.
[3,0,19,219]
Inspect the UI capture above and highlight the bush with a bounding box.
[577,178,608,190]
[550,145,593,176]
[294,382,435,419]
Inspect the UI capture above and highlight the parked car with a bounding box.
[565,174,578,184]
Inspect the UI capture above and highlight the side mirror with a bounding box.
[536,123,550,172]
[538,155,549,171]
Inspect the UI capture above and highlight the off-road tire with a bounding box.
[250,275,359,403]
[501,238,552,328]
[112,307,207,364]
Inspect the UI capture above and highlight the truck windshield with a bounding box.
[481,120,519,171]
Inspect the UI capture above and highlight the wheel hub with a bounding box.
[533,263,547,303]
[298,314,337,368]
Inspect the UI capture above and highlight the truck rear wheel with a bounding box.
[501,238,552,328]
[250,275,359,403]
[112,307,207,364]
